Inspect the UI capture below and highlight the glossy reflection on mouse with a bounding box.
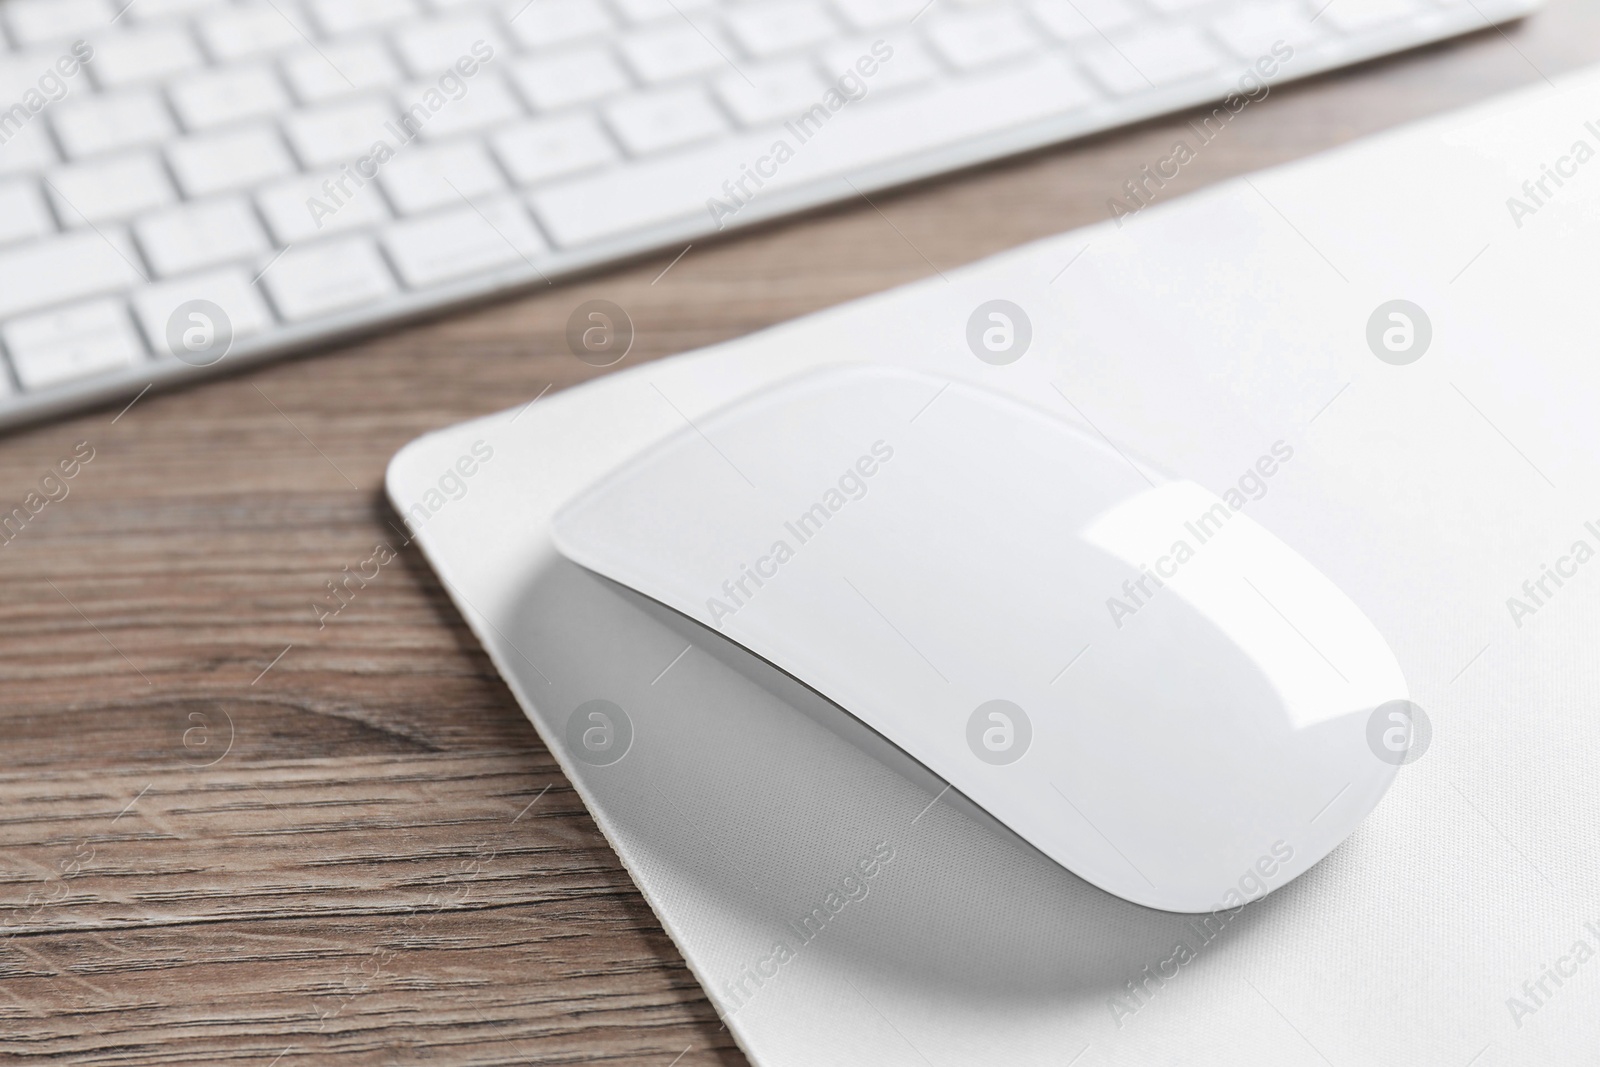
[551,364,1407,913]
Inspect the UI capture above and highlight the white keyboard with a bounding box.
[0,0,1540,427]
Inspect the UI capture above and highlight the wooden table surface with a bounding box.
[4,10,1597,1064]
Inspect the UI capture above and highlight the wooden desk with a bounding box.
[4,10,1594,1062]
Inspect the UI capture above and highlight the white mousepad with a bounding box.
[388,64,1600,1066]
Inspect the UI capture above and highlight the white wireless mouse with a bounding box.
[551,364,1408,913]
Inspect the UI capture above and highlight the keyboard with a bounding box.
[0,0,1541,429]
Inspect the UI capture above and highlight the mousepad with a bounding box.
[388,63,1600,1066]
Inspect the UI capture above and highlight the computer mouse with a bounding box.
[551,364,1408,913]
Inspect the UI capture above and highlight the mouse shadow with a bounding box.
[491,553,1337,1028]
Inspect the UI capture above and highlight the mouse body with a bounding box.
[552,364,1406,913]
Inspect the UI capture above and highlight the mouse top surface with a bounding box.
[551,363,1406,913]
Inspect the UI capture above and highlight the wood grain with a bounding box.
[2,10,1596,1062]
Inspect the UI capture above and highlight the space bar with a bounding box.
[531,56,1095,248]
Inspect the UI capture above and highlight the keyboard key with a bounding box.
[1079,26,1223,93]
[308,0,422,34]
[382,197,548,287]
[491,114,619,185]
[620,23,738,83]
[51,91,177,158]
[0,229,146,318]
[1030,0,1137,39]
[830,0,929,29]
[128,0,231,18]
[605,88,729,155]
[285,98,396,168]
[609,0,716,23]
[86,27,205,88]
[1319,0,1420,31]
[393,15,505,76]
[508,48,632,110]
[400,73,523,139]
[3,298,145,391]
[135,198,272,276]
[1210,1,1323,56]
[820,37,941,93]
[715,61,829,126]
[257,171,391,243]
[0,124,58,176]
[0,179,54,247]
[0,52,86,100]
[261,237,397,321]
[379,141,506,213]
[532,55,1096,246]
[3,0,115,47]
[170,66,293,131]
[199,3,315,61]
[925,9,1043,67]
[282,40,404,103]
[725,1,840,58]
[168,126,297,196]
[1076,44,1156,94]
[48,153,176,226]
[132,269,275,358]
[505,0,615,49]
